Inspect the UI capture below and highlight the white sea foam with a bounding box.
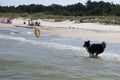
[100,52,120,62]
[0,34,26,41]
[9,31,33,35]
[10,32,16,34]
[25,31,33,35]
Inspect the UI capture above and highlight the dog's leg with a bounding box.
[92,53,94,57]
[89,53,94,57]
[95,53,99,57]
[89,53,92,57]
[89,53,92,58]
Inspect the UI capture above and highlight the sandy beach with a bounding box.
[0,18,120,43]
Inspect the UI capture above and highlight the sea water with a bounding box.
[0,26,120,80]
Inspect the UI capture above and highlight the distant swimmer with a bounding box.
[34,26,40,38]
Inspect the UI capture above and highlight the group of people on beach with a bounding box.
[0,18,12,24]
[23,20,40,26]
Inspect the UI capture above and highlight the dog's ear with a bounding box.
[88,40,90,43]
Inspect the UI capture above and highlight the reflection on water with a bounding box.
[0,27,120,80]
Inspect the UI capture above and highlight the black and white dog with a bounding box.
[83,40,106,57]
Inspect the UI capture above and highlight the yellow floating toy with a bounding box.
[34,27,40,38]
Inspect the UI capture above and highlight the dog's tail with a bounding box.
[101,41,106,49]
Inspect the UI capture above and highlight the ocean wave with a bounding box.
[0,34,82,49]
[74,49,120,62]
[0,34,120,62]
[0,28,33,35]
[0,34,26,41]
[100,52,120,62]
[9,31,33,35]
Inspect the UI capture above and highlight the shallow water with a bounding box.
[0,27,120,80]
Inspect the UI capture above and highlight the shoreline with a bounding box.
[40,27,120,43]
[0,19,120,43]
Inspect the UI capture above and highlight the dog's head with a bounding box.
[83,40,90,48]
